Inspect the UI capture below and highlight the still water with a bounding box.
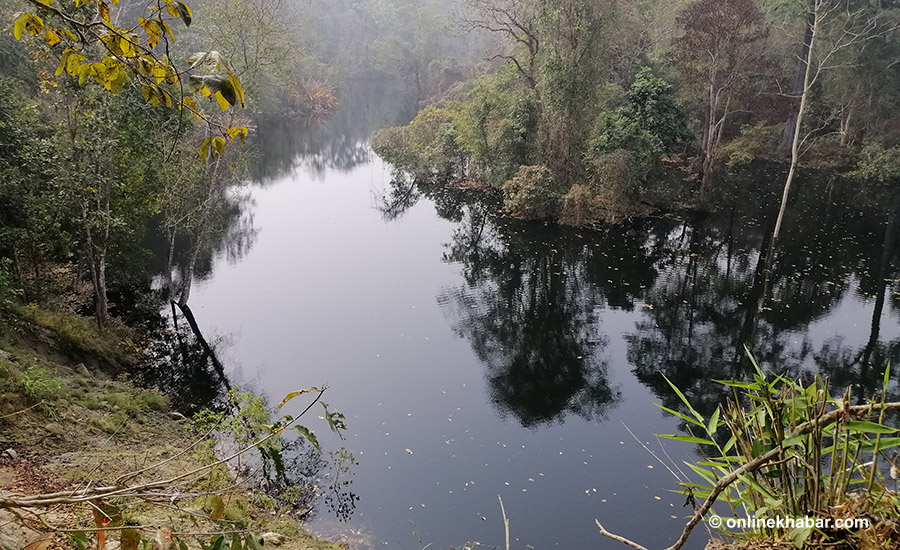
[172,123,900,550]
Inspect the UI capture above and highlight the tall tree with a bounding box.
[771,0,887,248]
[671,0,769,198]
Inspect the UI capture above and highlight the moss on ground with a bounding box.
[0,306,343,550]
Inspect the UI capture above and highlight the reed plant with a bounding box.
[656,348,900,548]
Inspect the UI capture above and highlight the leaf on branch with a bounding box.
[214,91,230,111]
[225,126,249,145]
[45,29,61,46]
[99,1,110,23]
[844,420,898,434]
[277,387,318,409]
[208,494,226,521]
[295,425,321,451]
[175,1,193,26]
[14,13,44,41]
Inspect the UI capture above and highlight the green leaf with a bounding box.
[68,532,90,550]
[722,435,737,454]
[295,425,320,451]
[712,379,760,390]
[231,534,242,550]
[208,494,225,521]
[662,374,704,424]
[655,433,716,446]
[245,533,263,550]
[789,526,812,548]
[844,421,897,434]
[651,402,703,428]
[707,406,720,437]
[859,437,900,453]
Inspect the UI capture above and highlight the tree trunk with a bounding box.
[780,10,815,154]
[770,5,818,249]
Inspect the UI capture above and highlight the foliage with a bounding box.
[658,350,900,548]
[0,258,21,312]
[10,0,247,155]
[453,70,540,186]
[19,366,63,403]
[285,80,340,125]
[372,106,465,180]
[853,143,900,186]
[558,183,600,226]
[719,123,783,166]
[588,68,688,189]
[502,164,561,219]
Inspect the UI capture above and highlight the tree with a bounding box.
[671,0,769,197]
[770,0,888,250]
[11,0,247,151]
[462,0,542,98]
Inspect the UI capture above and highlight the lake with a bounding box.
[160,119,900,550]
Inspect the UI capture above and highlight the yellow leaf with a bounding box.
[213,90,229,111]
[165,4,180,18]
[66,52,86,76]
[54,50,70,76]
[161,21,175,42]
[199,137,211,160]
[99,1,110,23]
[227,73,244,107]
[45,29,61,46]
[198,85,211,98]
[212,136,226,157]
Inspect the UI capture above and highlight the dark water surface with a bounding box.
[174,124,900,549]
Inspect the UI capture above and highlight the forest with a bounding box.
[2,0,900,550]
[374,0,900,228]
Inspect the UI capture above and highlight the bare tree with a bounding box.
[771,0,888,248]
[671,0,769,198]
[460,0,541,98]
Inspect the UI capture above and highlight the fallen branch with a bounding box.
[0,388,327,511]
[596,401,900,550]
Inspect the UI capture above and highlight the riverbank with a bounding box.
[0,305,345,550]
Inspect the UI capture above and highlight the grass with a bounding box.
[11,303,139,370]
[657,348,900,549]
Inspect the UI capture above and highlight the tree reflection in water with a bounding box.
[377,169,900,427]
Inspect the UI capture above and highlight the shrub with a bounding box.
[720,123,783,166]
[502,165,562,220]
[559,184,602,226]
[372,106,466,181]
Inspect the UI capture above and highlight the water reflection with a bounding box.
[378,169,900,425]
[252,79,417,184]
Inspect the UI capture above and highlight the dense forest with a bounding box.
[373,0,900,228]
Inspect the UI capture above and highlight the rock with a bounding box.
[2,449,17,460]
[76,363,90,377]
[167,412,187,422]
[262,532,287,546]
[0,350,12,362]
